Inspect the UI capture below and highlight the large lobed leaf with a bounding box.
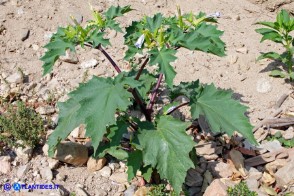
[47,74,137,156]
[189,84,257,145]
[40,38,75,75]
[137,116,195,194]
[178,23,226,56]
[148,47,177,88]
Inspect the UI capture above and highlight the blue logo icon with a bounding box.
[3,183,11,191]
[12,183,21,191]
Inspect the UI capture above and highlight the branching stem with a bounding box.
[87,43,152,121]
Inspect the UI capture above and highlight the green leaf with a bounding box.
[148,47,177,88]
[256,28,283,43]
[277,10,291,30]
[257,52,282,61]
[255,21,278,30]
[86,29,110,47]
[170,80,201,100]
[40,39,75,75]
[48,76,134,156]
[137,116,195,194]
[127,70,156,100]
[178,23,226,56]
[269,70,286,78]
[289,73,294,80]
[190,84,257,145]
[95,120,128,158]
[141,165,153,182]
[104,5,132,20]
[47,99,82,157]
[127,150,143,181]
[105,20,123,33]
[146,13,163,33]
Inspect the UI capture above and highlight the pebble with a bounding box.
[99,166,112,178]
[283,127,294,140]
[75,186,89,196]
[124,185,136,196]
[59,50,79,64]
[6,72,23,84]
[0,156,12,174]
[236,47,248,54]
[80,59,98,69]
[56,173,66,181]
[256,78,272,93]
[40,167,53,181]
[230,55,239,65]
[48,158,59,169]
[17,164,29,178]
[36,105,56,115]
[32,44,39,51]
[109,172,128,184]
[15,143,33,163]
[87,157,107,172]
[259,140,283,153]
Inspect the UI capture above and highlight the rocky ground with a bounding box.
[1,0,294,195]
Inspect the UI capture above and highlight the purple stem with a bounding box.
[88,43,152,121]
[135,58,149,80]
[166,102,189,115]
[97,44,122,73]
[147,73,163,110]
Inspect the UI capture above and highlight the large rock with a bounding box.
[43,142,88,166]
[274,162,294,186]
[87,157,107,172]
[203,179,227,196]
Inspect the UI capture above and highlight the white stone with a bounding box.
[6,73,23,84]
[256,78,272,93]
[79,59,98,69]
[99,166,112,178]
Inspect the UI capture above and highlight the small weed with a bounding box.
[0,101,44,150]
[227,181,258,196]
[256,10,294,80]
[267,131,294,148]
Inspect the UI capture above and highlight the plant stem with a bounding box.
[97,44,122,73]
[147,73,163,111]
[89,43,152,121]
[135,57,149,80]
[166,102,189,115]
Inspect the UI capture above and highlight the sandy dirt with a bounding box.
[1,0,294,195]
